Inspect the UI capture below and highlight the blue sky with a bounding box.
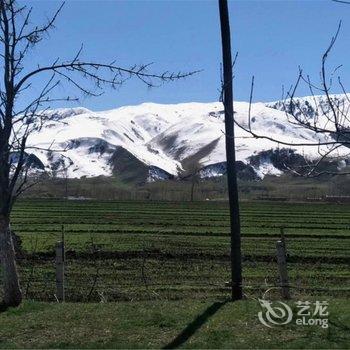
[20,0,350,110]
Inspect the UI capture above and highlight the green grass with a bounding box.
[1,199,349,349]
[0,299,349,349]
[4,199,350,302]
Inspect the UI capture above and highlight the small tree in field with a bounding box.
[0,0,196,309]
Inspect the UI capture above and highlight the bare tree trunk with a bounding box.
[190,181,195,202]
[219,0,243,300]
[0,215,22,308]
[0,0,197,310]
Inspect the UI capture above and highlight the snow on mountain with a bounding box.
[267,94,350,121]
[24,96,350,181]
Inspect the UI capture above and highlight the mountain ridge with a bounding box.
[24,95,350,182]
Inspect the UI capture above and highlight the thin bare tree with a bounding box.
[236,22,350,177]
[179,161,201,202]
[0,0,197,309]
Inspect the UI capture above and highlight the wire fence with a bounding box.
[7,234,349,303]
[2,198,350,303]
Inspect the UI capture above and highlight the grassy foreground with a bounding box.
[0,299,349,349]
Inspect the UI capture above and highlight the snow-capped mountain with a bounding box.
[267,93,349,120]
[25,95,350,182]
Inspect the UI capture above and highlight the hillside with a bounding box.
[23,95,350,182]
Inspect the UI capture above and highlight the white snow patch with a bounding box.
[15,96,349,179]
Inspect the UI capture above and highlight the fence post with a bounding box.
[280,227,286,249]
[55,241,65,302]
[276,239,291,299]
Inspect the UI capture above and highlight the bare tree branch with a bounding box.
[236,21,350,177]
